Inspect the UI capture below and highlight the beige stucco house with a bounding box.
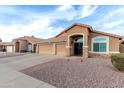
[0,42,15,52]
[13,36,43,53]
[36,23,123,58]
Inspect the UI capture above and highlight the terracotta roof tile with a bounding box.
[38,36,67,43]
[93,30,124,39]
[0,42,14,46]
[13,36,44,44]
[38,23,124,44]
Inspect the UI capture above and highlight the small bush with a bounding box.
[111,53,124,71]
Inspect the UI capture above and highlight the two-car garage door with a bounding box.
[38,43,66,56]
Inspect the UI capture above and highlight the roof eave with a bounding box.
[93,30,124,39]
[55,23,93,38]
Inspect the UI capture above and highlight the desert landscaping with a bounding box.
[21,57,124,88]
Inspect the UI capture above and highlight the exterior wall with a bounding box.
[37,25,121,58]
[15,42,19,52]
[19,40,27,52]
[89,32,120,54]
[14,39,35,53]
[38,43,53,54]
[65,25,90,57]
[89,32,120,57]
[36,44,39,53]
[58,32,67,37]
[38,25,90,57]
[120,44,124,53]
[109,37,120,53]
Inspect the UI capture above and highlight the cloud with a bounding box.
[92,6,124,36]
[0,17,52,41]
[51,5,77,21]
[103,20,123,29]
[57,5,73,11]
[35,26,64,39]
[2,5,124,42]
[78,5,98,19]
[0,5,77,41]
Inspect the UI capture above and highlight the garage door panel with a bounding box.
[56,44,66,56]
[6,46,13,52]
[39,44,53,54]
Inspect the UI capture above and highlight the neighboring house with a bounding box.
[13,36,43,53]
[36,23,124,58]
[119,40,124,53]
[0,42,15,52]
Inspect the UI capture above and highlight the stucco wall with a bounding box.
[58,25,89,46]
[57,25,90,57]
[89,32,120,54]
[37,25,121,57]
[109,36,120,53]
[19,40,27,52]
[120,44,124,53]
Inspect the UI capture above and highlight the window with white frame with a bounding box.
[92,37,108,53]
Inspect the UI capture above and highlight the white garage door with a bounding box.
[6,46,13,52]
[27,44,32,52]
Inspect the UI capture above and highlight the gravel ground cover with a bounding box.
[21,58,124,88]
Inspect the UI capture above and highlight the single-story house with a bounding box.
[13,36,43,53]
[36,23,124,58]
[119,40,124,53]
[0,42,15,52]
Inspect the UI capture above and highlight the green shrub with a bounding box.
[111,53,124,71]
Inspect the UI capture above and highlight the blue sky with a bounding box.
[0,5,124,42]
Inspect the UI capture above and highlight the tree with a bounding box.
[0,38,2,42]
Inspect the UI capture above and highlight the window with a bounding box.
[92,37,108,53]
[75,37,83,43]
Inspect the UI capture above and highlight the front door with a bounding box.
[27,43,32,52]
[74,42,83,56]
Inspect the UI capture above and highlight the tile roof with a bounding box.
[13,36,44,44]
[9,23,124,44]
[38,23,124,43]
[93,30,124,39]
[55,23,93,37]
[0,42,14,46]
[38,36,67,43]
[55,23,123,38]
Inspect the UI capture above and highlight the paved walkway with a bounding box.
[0,54,56,88]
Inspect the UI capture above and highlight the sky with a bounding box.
[0,5,124,42]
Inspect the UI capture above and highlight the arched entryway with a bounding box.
[74,36,83,55]
[69,34,83,56]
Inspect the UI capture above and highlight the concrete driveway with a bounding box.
[0,53,56,88]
